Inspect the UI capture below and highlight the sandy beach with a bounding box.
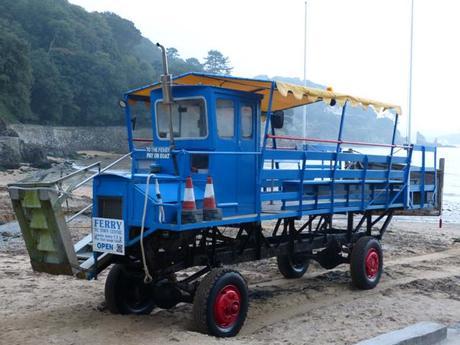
[0,218,459,345]
[0,155,459,345]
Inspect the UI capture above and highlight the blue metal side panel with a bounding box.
[92,174,131,244]
[93,145,437,248]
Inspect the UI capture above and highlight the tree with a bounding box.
[30,49,74,124]
[102,12,141,52]
[0,21,33,121]
[203,50,232,75]
[185,58,203,72]
[167,47,180,60]
[169,57,204,75]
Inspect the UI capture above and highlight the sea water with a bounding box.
[436,146,460,223]
[344,145,459,223]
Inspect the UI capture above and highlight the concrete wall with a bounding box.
[10,124,130,154]
[0,136,22,168]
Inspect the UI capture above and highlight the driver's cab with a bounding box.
[127,85,263,217]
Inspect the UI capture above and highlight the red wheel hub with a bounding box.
[365,248,380,280]
[213,284,241,328]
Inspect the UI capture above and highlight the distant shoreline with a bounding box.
[436,144,458,148]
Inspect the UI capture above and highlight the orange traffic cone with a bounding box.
[181,176,203,224]
[203,176,222,221]
[183,177,197,210]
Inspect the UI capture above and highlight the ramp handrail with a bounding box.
[7,161,102,188]
[9,152,132,223]
[61,152,132,221]
[63,151,132,196]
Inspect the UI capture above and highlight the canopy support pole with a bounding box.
[262,82,275,151]
[330,101,348,213]
[257,82,275,218]
[390,114,399,155]
[336,101,348,153]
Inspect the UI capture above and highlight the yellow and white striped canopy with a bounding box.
[126,73,401,115]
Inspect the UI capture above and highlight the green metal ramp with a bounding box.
[8,181,114,279]
[8,186,80,276]
[6,155,131,279]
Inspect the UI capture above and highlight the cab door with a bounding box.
[236,101,257,214]
[214,98,238,216]
[213,96,258,216]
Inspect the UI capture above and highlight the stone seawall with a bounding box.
[10,124,130,155]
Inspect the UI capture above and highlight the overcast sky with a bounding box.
[69,0,460,139]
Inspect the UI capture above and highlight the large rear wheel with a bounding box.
[350,236,383,290]
[192,268,248,337]
[105,264,156,315]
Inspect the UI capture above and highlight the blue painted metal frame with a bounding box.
[93,81,438,250]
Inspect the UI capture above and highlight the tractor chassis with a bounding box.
[108,210,393,303]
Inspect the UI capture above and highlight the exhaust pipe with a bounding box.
[156,43,173,104]
[156,43,178,174]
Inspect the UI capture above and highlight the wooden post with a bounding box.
[437,158,445,217]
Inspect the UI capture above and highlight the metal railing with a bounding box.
[63,152,132,223]
[7,152,133,223]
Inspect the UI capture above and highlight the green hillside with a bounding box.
[0,0,228,126]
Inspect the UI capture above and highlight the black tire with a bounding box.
[105,264,156,315]
[277,253,310,279]
[192,268,248,337]
[350,236,383,290]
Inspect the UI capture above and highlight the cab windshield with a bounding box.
[156,98,207,139]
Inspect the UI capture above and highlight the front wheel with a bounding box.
[192,268,249,337]
[105,264,156,315]
[350,236,383,290]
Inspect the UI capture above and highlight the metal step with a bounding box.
[77,252,93,260]
[74,233,92,253]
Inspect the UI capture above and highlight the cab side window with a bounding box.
[129,100,152,149]
[216,99,235,138]
[241,104,253,138]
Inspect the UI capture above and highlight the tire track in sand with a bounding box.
[242,246,460,335]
